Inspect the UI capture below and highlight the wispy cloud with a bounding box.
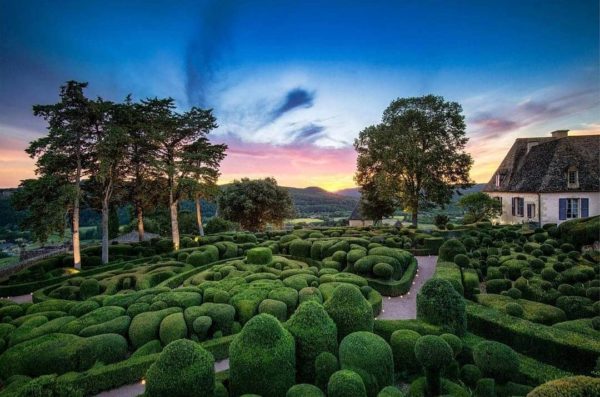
[270,88,315,121]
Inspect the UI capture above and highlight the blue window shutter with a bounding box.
[559,199,567,220]
[581,198,589,218]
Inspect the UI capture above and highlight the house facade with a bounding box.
[348,205,374,227]
[483,130,600,225]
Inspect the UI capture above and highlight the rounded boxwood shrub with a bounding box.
[453,254,470,268]
[555,296,594,320]
[246,247,273,265]
[159,312,187,345]
[414,335,454,396]
[324,284,373,341]
[475,378,495,397]
[192,316,212,340]
[286,384,325,397]
[439,239,467,262]
[528,375,600,397]
[339,331,394,397]
[79,279,100,300]
[229,314,295,397]
[129,307,181,348]
[460,364,482,387]
[505,302,524,317]
[473,341,518,383]
[377,386,405,397]
[373,263,394,279]
[299,287,323,304]
[506,287,522,299]
[416,278,466,335]
[289,239,312,258]
[327,369,367,397]
[541,268,558,281]
[268,287,299,317]
[315,351,339,391]
[259,298,288,321]
[390,329,420,374]
[145,339,214,397]
[440,333,462,357]
[286,301,338,383]
[184,303,236,336]
[485,279,511,294]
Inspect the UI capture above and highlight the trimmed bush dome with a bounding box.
[285,300,338,383]
[145,339,214,397]
[324,283,374,341]
[328,369,367,397]
[229,314,296,397]
[339,331,394,397]
[416,278,466,335]
[472,340,519,383]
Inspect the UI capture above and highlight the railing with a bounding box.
[0,246,69,280]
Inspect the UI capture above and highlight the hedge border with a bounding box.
[466,302,600,373]
[362,257,419,296]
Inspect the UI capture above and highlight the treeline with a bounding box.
[13,81,227,268]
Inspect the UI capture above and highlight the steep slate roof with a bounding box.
[349,204,369,220]
[483,134,600,193]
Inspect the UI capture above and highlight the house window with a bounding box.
[527,203,536,219]
[567,167,579,188]
[495,174,500,187]
[512,197,524,217]
[566,198,579,219]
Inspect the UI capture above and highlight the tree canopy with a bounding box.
[218,178,295,231]
[354,95,473,226]
[458,192,502,224]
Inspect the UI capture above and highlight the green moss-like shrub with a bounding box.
[555,296,594,320]
[315,351,339,391]
[485,279,511,294]
[440,333,462,357]
[128,307,181,348]
[373,263,394,279]
[286,384,325,397]
[299,287,323,304]
[79,279,100,300]
[473,340,519,383]
[408,376,469,397]
[460,364,482,387]
[389,329,420,374]
[474,378,495,397]
[324,284,374,341]
[527,375,600,397]
[289,239,312,258]
[414,335,454,396]
[0,333,127,378]
[339,331,393,397]
[439,239,467,261]
[184,303,236,336]
[79,315,131,337]
[376,386,405,397]
[246,247,273,265]
[159,312,188,345]
[268,287,299,316]
[327,369,367,397]
[259,298,288,321]
[505,302,524,317]
[416,278,466,335]
[145,339,214,397]
[68,300,100,317]
[229,314,296,397]
[286,301,338,383]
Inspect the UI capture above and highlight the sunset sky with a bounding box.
[1,0,598,191]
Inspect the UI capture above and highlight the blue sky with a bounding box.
[1,0,598,189]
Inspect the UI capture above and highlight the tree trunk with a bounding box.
[425,368,441,397]
[195,196,204,237]
[411,211,418,227]
[170,196,180,250]
[136,205,145,242]
[73,160,82,269]
[101,198,109,264]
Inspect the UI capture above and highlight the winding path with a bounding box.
[4,294,33,304]
[376,256,438,320]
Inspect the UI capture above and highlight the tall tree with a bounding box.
[122,99,164,242]
[458,192,502,224]
[11,175,73,244]
[183,138,227,236]
[148,98,222,250]
[28,81,97,268]
[355,95,473,226]
[89,98,130,263]
[356,171,397,225]
[218,178,295,231]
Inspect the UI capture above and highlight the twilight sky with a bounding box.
[1,0,599,190]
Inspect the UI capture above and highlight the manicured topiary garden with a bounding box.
[0,221,598,396]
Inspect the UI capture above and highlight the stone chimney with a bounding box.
[551,130,569,138]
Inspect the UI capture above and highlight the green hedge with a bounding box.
[362,257,418,297]
[466,302,600,373]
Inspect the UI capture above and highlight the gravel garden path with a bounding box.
[5,294,33,304]
[376,256,438,320]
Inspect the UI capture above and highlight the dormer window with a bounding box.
[567,166,579,188]
[495,173,500,187]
